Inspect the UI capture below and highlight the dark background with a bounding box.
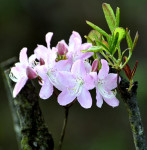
[0,0,147,150]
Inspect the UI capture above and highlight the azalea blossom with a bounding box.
[34,32,57,66]
[9,31,120,109]
[57,59,95,108]
[10,48,37,98]
[56,31,93,66]
[94,59,120,108]
[34,32,70,99]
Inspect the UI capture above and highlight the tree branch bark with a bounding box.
[119,78,147,150]
[1,58,54,150]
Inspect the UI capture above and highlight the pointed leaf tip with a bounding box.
[115,7,120,27]
[126,28,133,50]
[132,31,139,51]
[102,3,116,32]
[86,21,109,39]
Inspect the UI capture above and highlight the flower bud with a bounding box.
[57,41,68,55]
[40,58,45,65]
[92,59,99,72]
[26,66,37,79]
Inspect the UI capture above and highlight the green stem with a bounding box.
[101,51,114,67]
[121,51,132,69]
[118,45,122,60]
[58,107,69,150]
[119,79,147,150]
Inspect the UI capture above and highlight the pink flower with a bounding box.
[36,59,71,99]
[10,48,37,98]
[34,32,71,99]
[94,59,120,108]
[57,60,95,109]
[34,32,57,66]
[57,31,93,66]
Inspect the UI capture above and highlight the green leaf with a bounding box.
[132,31,139,51]
[114,27,125,43]
[81,46,103,53]
[126,28,133,50]
[96,40,110,53]
[110,32,119,55]
[86,21,109,39]
[102,3,116,33]
[122,48,130,57]
[115,7,120,28]
[87,30,102,44]
[84,35,96,45]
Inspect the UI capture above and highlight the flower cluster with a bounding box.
[10,31,120,108]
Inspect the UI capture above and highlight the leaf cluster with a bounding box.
[84,3,139,71]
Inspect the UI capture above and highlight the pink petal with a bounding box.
[96,90,103,108]
[104,73,120,91]
[13,76,28,97]
[36,66,48,81]
[69,37,81,54]
[98,59,109,80]
[69,31,82,46]
[77,43,93,60]
[80,43,92,51]
[19,48,28,65]
[52,47,58,53]
[11,66,22,80]
[57,71,76,88]
[34,45,48,61]
[46,32,53,49]
[78,52,93,60]
[103,96,119,108]
[28,54,37,66]
[71,60,86,77]
[55,60,71,72]
[58,89,76,106]
[84,75,95,90]
[77,88,92,109]
[46,49,57,66]
[89,72,98,82]
[39,80,53,99]
[84,61,92,73]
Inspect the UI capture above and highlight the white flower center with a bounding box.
[97,79,115,99]
[47,68,58,86]
[67,77,84,96]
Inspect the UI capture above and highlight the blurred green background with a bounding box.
[0,0,147,150]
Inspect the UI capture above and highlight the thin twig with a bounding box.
[58,107,69,150]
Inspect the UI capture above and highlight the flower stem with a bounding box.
[119,79,147,150]
[58,107,69,150]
